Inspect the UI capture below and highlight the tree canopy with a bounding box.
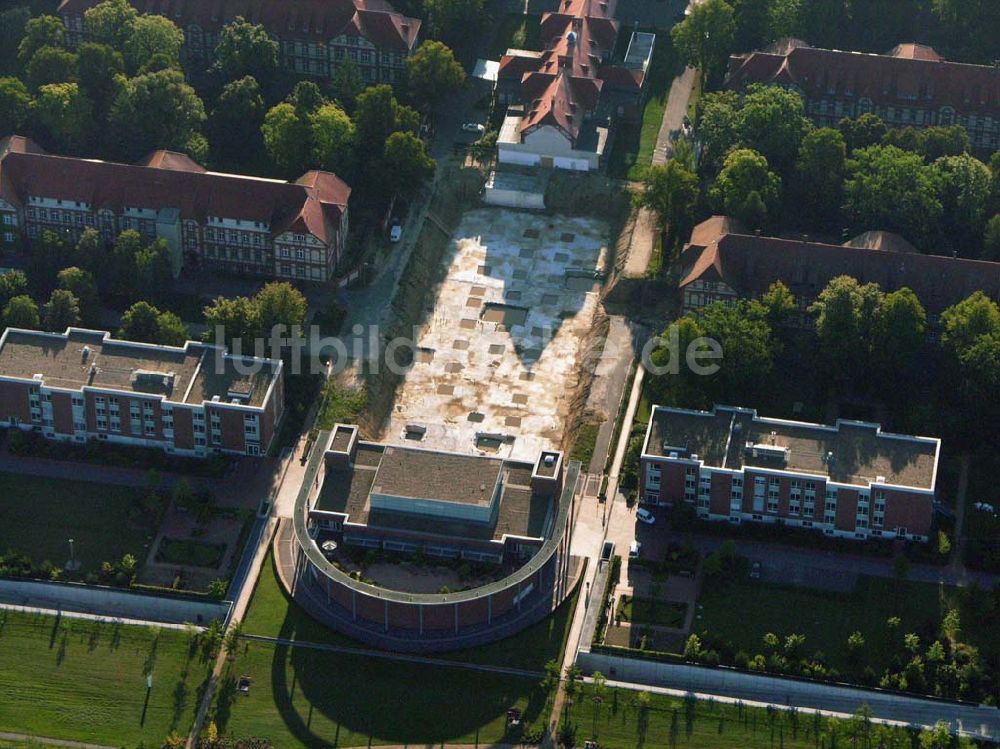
[710,148,781,228]
[405,41,465,107]
[214,17,279,81]
[671,0,735,88]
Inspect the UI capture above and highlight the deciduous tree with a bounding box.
[26,47,78,91]
[795,127,845,225]
[382,130,435,198]
[637,159,699,248]
[405,40,465,108]
[83,0,138,51]
[310,102,355,174]
[671,0,735,88]
[3,294,40,329]
[0,78,32,135]
[214,17,279,81]
[33,82,93,152]
[44,289,81,331]
[17,15,65,65]
[124,15,184,73]
[709,147,781,228]
[109,68,206,157]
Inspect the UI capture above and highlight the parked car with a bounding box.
[636,507,656,525]
[628,540,642,559]
[462,122,486,134]
[389,221,402,242]
[601,540,615,562]
[750,561,762,579]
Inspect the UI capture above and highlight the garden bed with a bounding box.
[155,537,226,568]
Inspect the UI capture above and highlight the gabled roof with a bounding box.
[726,43,1000,114]
[137,150,207,173]
[57,0,420,52]
[0,137,350,244]
[679,218,1000,315]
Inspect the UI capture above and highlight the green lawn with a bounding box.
[566,683,913,748]
[571,421,602,468]
[696,575,998,674]
[607,35,680,180]
[617,595,686,628]
[216,641,550,747]
[0,472,155,573]
[0,610,210,746]
[222,553,582,745]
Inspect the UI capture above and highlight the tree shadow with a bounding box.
[55,632,67,666]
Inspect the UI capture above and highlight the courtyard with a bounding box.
[384,208,610,462]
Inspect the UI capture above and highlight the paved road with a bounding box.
[585,316,636,474]
[651,66,697,167]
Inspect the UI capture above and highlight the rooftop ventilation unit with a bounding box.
[131,369,175,391]
[543,454,556,466]
[81,346,91,362]
[746,443,790,463]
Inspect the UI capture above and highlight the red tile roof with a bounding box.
[0,138,350,244]
[726,43,1000,115]
[679,218,1000,315]
[58,0,420,52]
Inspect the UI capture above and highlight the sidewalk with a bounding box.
[650,66,696,167]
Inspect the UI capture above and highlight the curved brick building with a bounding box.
[283,424,581,651]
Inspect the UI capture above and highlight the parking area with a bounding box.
[384,208,610,461]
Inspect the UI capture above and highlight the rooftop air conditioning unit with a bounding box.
[544,454,556,466]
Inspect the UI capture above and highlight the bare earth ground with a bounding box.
[383,208,610,462]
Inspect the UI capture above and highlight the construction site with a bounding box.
[382,208,610,461]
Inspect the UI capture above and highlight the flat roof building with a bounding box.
[0,327,283,456]
[641,405,940,542]
[289,424,579,651]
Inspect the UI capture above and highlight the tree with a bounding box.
[83,0,138,51]
[134,238,173,301]
[0,78,32,136]
[72,228,109,282]
[155,310,190,346]
[33,83,93,152]
[3,295,40,329]
[214,17,279,81]
[354,83,420,157]
[984,214,1000,260]
[109,68,206,157]
[56,267,100,323]
[330,58,364,112]
[406,40,466,108]
[795,127,845,225]
[203,295,261,347]
[920,125,969,161]
[119,301,189,345]
[256,282,308,336]
[382,130,436,198]
[809,275,883,385]
[709,148,781,228]
[124,15,183,73]
[871,287,926,376]
[637,159,699,248]
[44,289,81,331]
[76,43,125,118]
[846,631,865,657]
[108,228,144,296]
[310,102,355,174]
[424,0,485,46]
[671,0,735,88]
[28,230,72,291]
[693,90,739,173]
[262,102,310,174]
[695,299,779,403]
[26,47,78,92]
[838,113,886,152]
[730,0,770,52]
[931,153,992,254]
[768,0,802,39]
[843,145,943,247]
[17,15,65,66]
[939,292,1000,428]
[209,76,266,163]
[0,270,29,311]
[736,83,812,175]
[760,280,795,328]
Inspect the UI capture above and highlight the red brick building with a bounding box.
[725,41,1000,154]
[58,0,420,85]
[0,135,350,282]
[0,327,284,457]
[639,405,940,542]
[678,216,1000,327]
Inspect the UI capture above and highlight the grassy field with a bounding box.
[696,575,998,673]
[220,553,581,745]
[0,610,210,746]
[617,596,686,628]
[571,421,602,469]
[607,35,680,180]
[0,471,155,573]
[216,641,550,747]
[565,683,913,748]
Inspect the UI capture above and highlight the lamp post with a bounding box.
[66,538,79,572]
